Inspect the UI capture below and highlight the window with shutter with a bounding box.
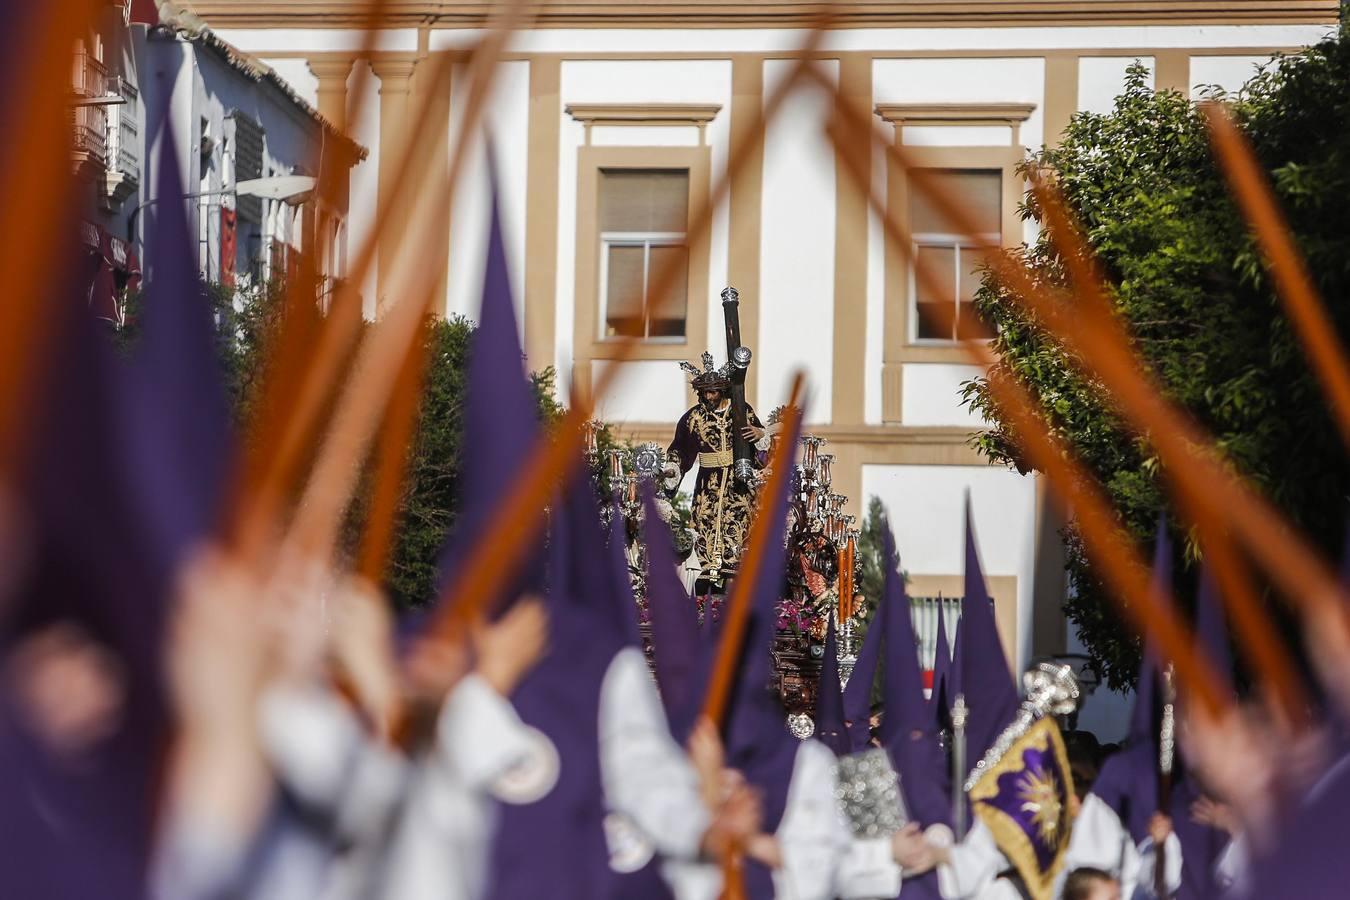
[597,169,690,341]
[230,112,265,224]
[908,169,1001,342]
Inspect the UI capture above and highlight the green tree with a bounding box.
[857,495,892,619]
[358,318,569,610]
[117,280,566,610]
[964,46,1350,690]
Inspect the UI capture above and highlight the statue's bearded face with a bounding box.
[700,388,724,410]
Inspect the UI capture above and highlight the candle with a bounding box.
[819,454,834,488]
[837,544,851,620]
[843,536,856,619]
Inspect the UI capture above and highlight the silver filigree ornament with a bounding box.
[632,442,665,480]
[833,749,909,838]
[787,712,815,740]
[963,661,1081,793]
[1159,664,1176,779]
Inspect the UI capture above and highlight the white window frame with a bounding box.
[908,231,999,344]
[598,229,689,342]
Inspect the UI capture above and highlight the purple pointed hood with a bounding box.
[721,458,800,828]
[604,497,643,647]
[0,125,233,898]
[959,501,1018,764]
[642,490,702,742]
[1194,564,1233,696]
[0,289,152,900]
[416,178,608,899]
[486,466,622,900]
[433,184,544,611]
[453,185,623,898]
[121,130,234,607]
[1088,742,1226,900]
[1128,518,1171,747]
[717,407,803,898]
[929,608,953,718]
[813,615,850,755]
[879,526,952,829]
[1089,518,1226,898]
[843,595,885,751]
[948,607,965,701]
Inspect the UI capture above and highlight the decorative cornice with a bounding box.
[185,1,1338,29]
[875,102,1037,126]
[566,103,722,126]
[566,102,722,144]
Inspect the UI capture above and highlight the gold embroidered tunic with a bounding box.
[665,400,764,574]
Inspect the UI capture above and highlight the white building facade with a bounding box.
[72,4,364,323]
[130,20,365,291]
[190,2,1337,713]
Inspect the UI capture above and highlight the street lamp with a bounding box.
[234,175,316,204]
[126,175,317,242]
[126,174,320,285]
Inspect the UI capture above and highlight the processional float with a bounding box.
[584,285,867,728]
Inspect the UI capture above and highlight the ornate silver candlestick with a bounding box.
[583,420,603,462]
[605,449,626,499]
[801,435,824,475]
[818,453,834,489]
[838,607,858,681]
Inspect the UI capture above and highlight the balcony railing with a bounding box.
[105,76,140,186]
[73,105,108,166]
[72,51,108,169]
[72,49,106,97]
[911,594,964,672]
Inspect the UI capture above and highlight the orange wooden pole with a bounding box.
[355,327,429,581]
[228,49,460,560]
[1204,103,1350,453]
[823,104,1229,719]
[0,0,102,472]
[702,375,804,727]
[813,66,1338,707]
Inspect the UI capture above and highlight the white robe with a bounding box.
[1211,832,1249,898]
[378,673,554,900]
[1060,793,1181,900]
[934,802,1180,900]
[657,736,902,900]
[151,680,408,900]
[599,645,712,867]
[935,820,1010,900]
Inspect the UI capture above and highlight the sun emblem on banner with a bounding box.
[1017,763,1063,845]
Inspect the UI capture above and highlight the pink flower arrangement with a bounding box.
[775,596,816,635]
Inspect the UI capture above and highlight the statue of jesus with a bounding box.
[662,352,769,584]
